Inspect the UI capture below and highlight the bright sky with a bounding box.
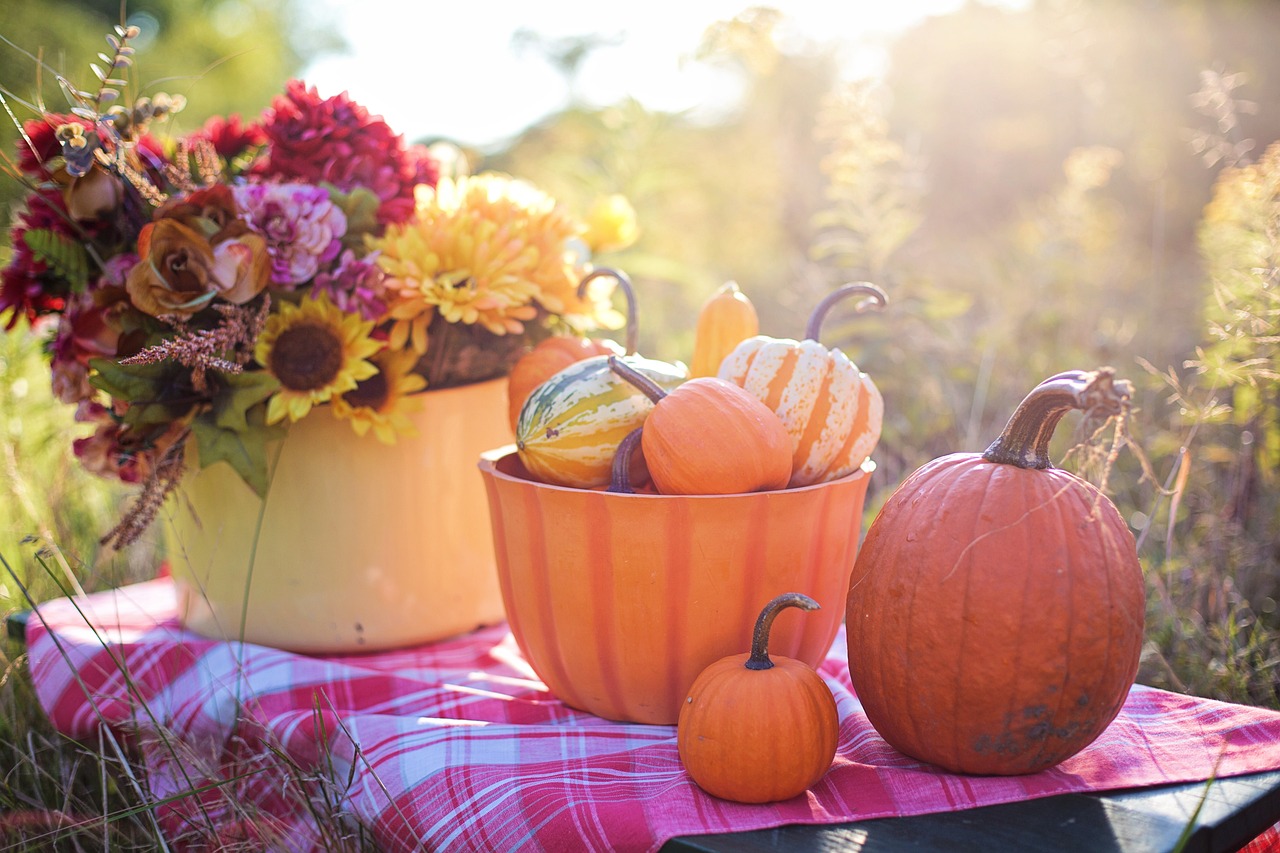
[302,0,1027,148]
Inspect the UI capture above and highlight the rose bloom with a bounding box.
[72,403,186,485]
[125,202,271,318]
[49,290,128,404]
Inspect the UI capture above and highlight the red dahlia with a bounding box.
[256,80,439,225]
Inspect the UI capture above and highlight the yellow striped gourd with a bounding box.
[717,283,886,488]
[516,354,687,488]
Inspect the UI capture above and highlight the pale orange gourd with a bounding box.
[845,369,1146,776]
[505,267,639,432]
[608,356,791,495]
[689,281,759,378]
[718,283,886,488]
[678,593,839,803]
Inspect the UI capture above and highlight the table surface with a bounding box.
[663,770,1280,853]
[7,610,1278,853]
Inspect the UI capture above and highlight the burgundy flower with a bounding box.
[188,113,266,161]
[257,80,439,225]
[72,403,184,485]
[15,114,90,178]
[1,191,75,328]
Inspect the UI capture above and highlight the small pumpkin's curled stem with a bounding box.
[608,427,643,494]
[607,355,666,404]
[578,267,639,355]
[982,368,1134,470]
[804,282,888,342]
[745,593,821,671]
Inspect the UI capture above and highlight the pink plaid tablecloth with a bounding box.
[22,578,1280,852]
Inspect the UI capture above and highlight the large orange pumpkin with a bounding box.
[845,368,1145,776]
[505,267,639,431]
[718,283,886,488]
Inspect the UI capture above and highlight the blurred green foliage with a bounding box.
[0,0,333,213]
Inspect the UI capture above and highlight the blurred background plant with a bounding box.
[2,0,1280,844]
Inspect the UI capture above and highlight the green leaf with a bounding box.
[209,371,280,433]
[89,357,171,401]
[191,407,286,497]
[88,358,196,427]
[326,185,382,251]
[23,229,90,292]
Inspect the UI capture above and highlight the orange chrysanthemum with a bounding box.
[368,173,620,353]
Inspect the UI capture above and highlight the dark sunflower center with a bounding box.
[269,323,344,391]
[344,369,390,411]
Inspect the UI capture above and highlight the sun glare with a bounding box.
[303,0,1029,147]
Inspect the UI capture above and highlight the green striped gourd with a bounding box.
[516,354,687,488]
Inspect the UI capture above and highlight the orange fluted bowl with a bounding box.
[478,448,873,725]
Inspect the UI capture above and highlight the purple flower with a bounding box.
[234,183,346,287]
[310,250,389,321]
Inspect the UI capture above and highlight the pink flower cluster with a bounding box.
[233,183,347,286]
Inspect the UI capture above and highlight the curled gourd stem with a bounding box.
[746,593,821,671]
[607,355,667,404]
[803,282,888,342]
[578,267,639,355]
[982,368,1134,470]
[608,427,643,494]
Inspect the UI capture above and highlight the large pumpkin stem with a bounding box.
[578,267,639,355]
[982,368,1134,470]
[608,355,667,404]
[746,593,821,671]
[804,282,888,342]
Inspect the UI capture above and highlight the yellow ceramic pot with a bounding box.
[478,449,873,724]
[166,378,512,653]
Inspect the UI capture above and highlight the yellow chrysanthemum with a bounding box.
[330,348,427,444]
[368,173,617,352]
[255,293,382,425]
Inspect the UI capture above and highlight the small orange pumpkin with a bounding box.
[505,267,639,432]
[718,283,886,488]
[678,592,839,803]
[690,281,759,378]
[608,356,791,495]
[846,368,1146,776]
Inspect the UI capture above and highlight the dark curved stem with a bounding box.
[804,282,888,342]
[608,355,667,405]
[607,427,643,494]
[982,368,1133,470]
[745,593,820,671]
[578,267,638,355]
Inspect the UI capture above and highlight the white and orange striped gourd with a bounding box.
[717,283,886,488]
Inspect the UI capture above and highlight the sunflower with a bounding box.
[330,347,427,443]
[369,173,611,353]
[255,293,382,424]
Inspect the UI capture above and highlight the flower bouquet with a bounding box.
[2,25,636,650]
